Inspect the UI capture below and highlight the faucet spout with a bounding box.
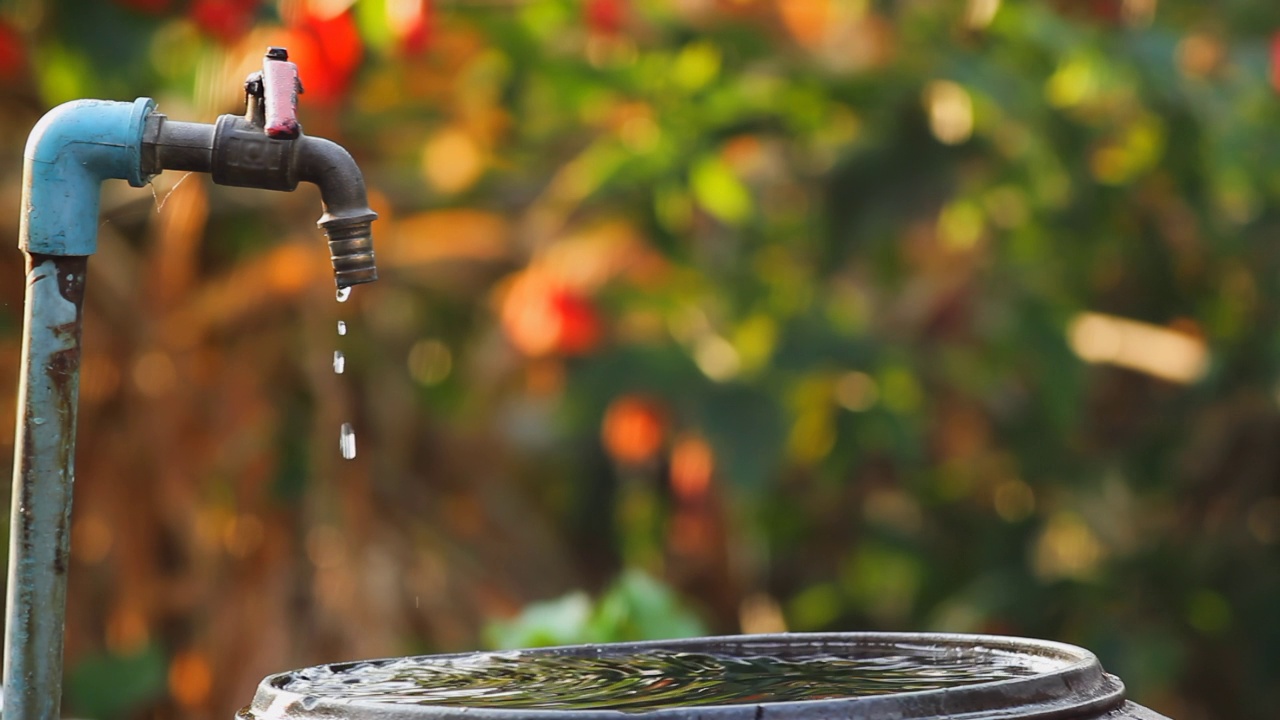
[296,136,378,288]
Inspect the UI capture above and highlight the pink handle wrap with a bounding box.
[263,55,301,139]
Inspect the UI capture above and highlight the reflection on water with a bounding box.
[282,647,1039,712]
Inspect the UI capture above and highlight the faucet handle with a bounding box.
[262,47,303,139]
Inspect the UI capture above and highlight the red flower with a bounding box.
[285,10,363,104]
[396,0,435,55]
[585,0,626,36]
[190,0,260,44]
[0,18,25,82]
[551,289,603,355]
[501,271,603,357]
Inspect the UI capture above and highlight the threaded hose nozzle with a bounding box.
[325,221,377,288]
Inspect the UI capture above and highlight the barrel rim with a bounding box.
[243,632,1127,720]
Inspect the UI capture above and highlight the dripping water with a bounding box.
[337,286,353,459]
[339,423,357,460]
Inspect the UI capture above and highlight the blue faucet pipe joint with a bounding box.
[19,97,155,256]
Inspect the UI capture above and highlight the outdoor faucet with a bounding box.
[143,47,378,288]
[5,47,376,720]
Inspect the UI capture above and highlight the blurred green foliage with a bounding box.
[485,570,706,649]
[1,1,1280,719]
[65,644,167,720]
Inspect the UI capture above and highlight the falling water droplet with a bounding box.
[337,321,347,336]
[336,287,352,303]
[340,423,357,460]
[333,351,346,374]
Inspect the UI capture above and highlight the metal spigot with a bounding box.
[140,47,378,288]
[7,47,379,720]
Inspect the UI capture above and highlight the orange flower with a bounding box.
[670,434,714,502]
[602,395,667,464]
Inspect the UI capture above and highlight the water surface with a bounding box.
[282,647,1040,712]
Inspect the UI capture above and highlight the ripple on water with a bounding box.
[281,648,1040,712]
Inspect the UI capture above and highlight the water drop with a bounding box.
[333,351,345,375]
[340,423,357,460]
[337,320,347,336]
[31,417,45,426]
[336,287,351,303]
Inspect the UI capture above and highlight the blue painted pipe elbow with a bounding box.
[19,97,155,256]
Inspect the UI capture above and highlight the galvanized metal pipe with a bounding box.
[4,256,87,720]
[7,97,154,720]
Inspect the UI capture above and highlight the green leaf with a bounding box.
[591,569,707,641]
[485,591,594,649]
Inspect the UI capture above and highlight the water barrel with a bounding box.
[238,633,1172,720]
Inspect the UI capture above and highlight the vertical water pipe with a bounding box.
[5,52,378,719]
[6,97,155,720]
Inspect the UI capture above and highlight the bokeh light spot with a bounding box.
[423,126,486,194]
[602,395,667,465]
[407,339,453,386]
[835,371,878,412]
[168,650,213,708]
[924,80,973,145]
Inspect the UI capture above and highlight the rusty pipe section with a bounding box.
[6,256,87,720]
